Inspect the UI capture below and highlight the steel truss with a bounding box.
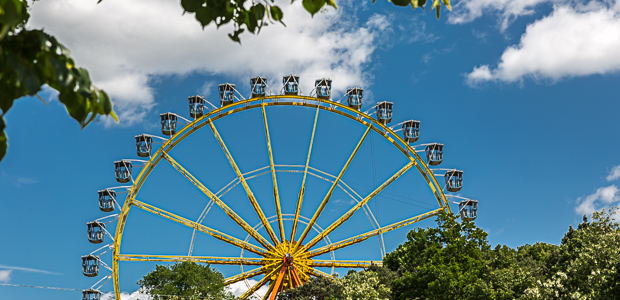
[102,95,458,300]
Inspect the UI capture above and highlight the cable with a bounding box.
[0,282,82,291]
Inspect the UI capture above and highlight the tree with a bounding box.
[278,275,342,300]
[522,208,620,300]
[383,212,493,300]
[0,0,117,162]
[138,261,235,300]
[173,0,452,43]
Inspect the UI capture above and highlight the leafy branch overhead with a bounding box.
[179,0,452,43]
[0,0,117,162]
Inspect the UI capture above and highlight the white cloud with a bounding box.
[229,279,269,298]
[449,0,558,29]
[0,264,60,275]
[607,165,620,181]
[102,291,150,300]
[0,270,12,282]
[575,185,620,216]
[28,0,389,125]
[466,3,620,85]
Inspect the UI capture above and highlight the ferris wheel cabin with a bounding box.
[445,170,463,192]
[114,160,132,183]
[346,87,363,110]
[188,95,206,118]
[98,189,116,212]
[283,75,300,95]
[375,101,393,124]
[219,83,235,106]
[135,134,153,158]
[251,76,267,97]
[402,120,420,143]
[81,255,99,277]
[459,199,478,221]
[160,113,178,136]
[82,289,102,300]
[315,78,332,100]
[87,221,106,244]
[425,143,443,166]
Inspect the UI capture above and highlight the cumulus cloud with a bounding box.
[0,270,12,283]
[466,3,620,85]
[102,291,150,300]
[575,185,620,216]
[28,0,389,125]
[229,279,269,298]
[607,165,620,181]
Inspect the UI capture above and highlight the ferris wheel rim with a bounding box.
[111,95,452,299]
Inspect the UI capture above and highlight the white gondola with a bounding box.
[425,143,443,166]
[445,170,463,192]
[251,76,267,97]
[160,113,178,136]
[98,189,116,212]
[114,160,132,183]
[402,120,420,143]
[87,221,105,244]
[219,83,236,106]
[346,87,363,110]
[82,289,102,300]
[375,101,393,124]
[188,95,206,118]
[135,134,153,157]
[82,255,99,277]
[315,78,332,100]
[283,75,300,95]
[459,199,478,221]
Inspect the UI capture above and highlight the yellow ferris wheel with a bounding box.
[81,75,478,300]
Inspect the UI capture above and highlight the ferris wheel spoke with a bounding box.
[239,267,281,300]
[208,120,281,247]
[225,267,268,285]
[117,254,275,265]
[295,124,372,248]
[303,161,415,251]
[309,259,381,268]
[309,268,332,278]
[130,199,268,256]
[160,151,276,252]
[291,105,320,243]
[307,208,443,258]
[261,105,285,243]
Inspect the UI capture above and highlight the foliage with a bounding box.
[522,208,620,300]
[0,0,116,162]
[383,212,492,300]
[340,269,391,300]
[175,0,452,43]
[138,261,235,300]
[279,275,342,300]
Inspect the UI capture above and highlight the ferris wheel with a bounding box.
[81,74,479,300]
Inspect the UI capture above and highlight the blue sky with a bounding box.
[2,0,620,299]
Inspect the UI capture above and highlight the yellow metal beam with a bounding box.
[160,151,275,252]
[308,208,443,258]
[130,199,268,256]
[208,120,280,246]
[291,105,320,243]
[261,104,285,243]
[309,268,334,279]
[295,124,372,248]
[225,268,267,285]
[239,267,281,300]
[304,161,414,251]
[117,254,274,265]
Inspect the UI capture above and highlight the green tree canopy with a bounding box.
[138,261,235,300]
[0,0,116,162]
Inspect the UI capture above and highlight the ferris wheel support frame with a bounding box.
[111,96,453,300]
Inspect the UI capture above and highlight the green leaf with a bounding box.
[302,0,325,16]
[270,6,284,22]
[181,0,203,13]
[195,6,213,28]
[391,0,411,7]
[228,28,244,44]
[0,115,6,162]
[0,0,26,29]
